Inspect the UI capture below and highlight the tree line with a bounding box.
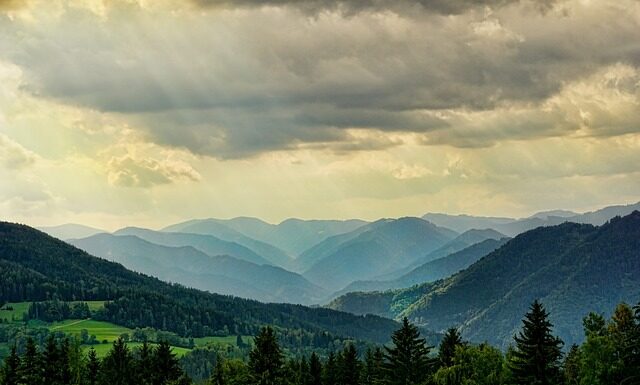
[1,299,639,385]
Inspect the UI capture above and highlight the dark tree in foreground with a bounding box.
[438,327,464,367]
[338,345,361,385]
[87,348,100,385]
[19,338,41,385]
[249,327,283,385]
[508,300,563,385]
[309,353,322,385]
[100,337,135,385]
[153,341,183,385]
[563,344,581,385]
[384,317,436,385]
[0,346,20,385]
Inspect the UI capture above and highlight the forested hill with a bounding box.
[331,211,640,348]
[0,221,400,344]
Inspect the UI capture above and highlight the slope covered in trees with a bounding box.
[331,212,640,348]
[0,221,401,344]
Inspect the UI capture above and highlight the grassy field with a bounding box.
[85,342,192,358]
[0,302,30,322]
[49,319,131,343]
[0,301,106,324]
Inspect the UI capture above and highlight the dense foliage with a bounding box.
[1,300,639,384]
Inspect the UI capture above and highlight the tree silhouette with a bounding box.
[508,300,563,385]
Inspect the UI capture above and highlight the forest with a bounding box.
[1,300,638,385]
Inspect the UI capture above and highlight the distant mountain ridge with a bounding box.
[423,201,640,236]
[301,217,457,291]
[70,233,328,304]
[164,217,368,257]
[330,211,640,348]
[332,237,509,298]
[162,219,294,269]
[38,223,106,240]
[113,227,273,267]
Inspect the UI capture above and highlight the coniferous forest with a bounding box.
[1,300,639,385]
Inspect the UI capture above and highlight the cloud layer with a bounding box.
[0,0,639,227]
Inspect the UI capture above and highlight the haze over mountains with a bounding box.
[37,201,640,310]
[330,211,640,348]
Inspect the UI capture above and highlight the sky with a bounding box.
[0,0,639,230]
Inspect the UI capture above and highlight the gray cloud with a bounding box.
[192,0,555,16]
[1,0,639,158]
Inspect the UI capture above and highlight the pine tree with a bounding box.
[621,302,640,385]
[19,338,42,385]
[248,327,283,385]
[137,341,154,385]
[153,341,182,385]
[1,346,20,385]
[384,317,436,385]
[508,300,563,385]
[99,337,135,385]
[361,347,384,385]
[563,344,581,385]
[58,338,72,385]
[339,345,361,385]
[323,352,338,385]
[86,348,100,385]
[210,356,226,385]
[308,353,322,385]
[42,335,60,385]
[438,327,464,368]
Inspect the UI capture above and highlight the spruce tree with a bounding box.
[58,338,72,385]
[563,344,581,385]
[19,338,42,385]
[248,327,283,385]
[508,300,563,385]
[339,345,361,385]
[99,337,135,385]
[153,341,182,385]
[384,317,436,385]
[1,346,20,385]
[210,356,226,385]
[86,348,100,385]
[361,347,384,385]
[42,335,60,385]
[438,327,464,368]
[137,341,154,385]
[323,352,338,385]
[308,353,322,385]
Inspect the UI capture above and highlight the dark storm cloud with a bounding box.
[2,0,639,158]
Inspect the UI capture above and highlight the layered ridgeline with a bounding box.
[424,201,640,236]
[332,237,509,298]
[0,221,403,345]
[299,217,458,291]
[330,211,640,348]
[164,217,367,259]
[113,227,273,267]
[70,233,328,305]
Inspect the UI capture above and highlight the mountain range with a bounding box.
[35,201,640,310]
[0,221,401,345]
[424,201,640,236]
[330,211,640,348]
[300,217,457,291]
[70,233,328,304]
